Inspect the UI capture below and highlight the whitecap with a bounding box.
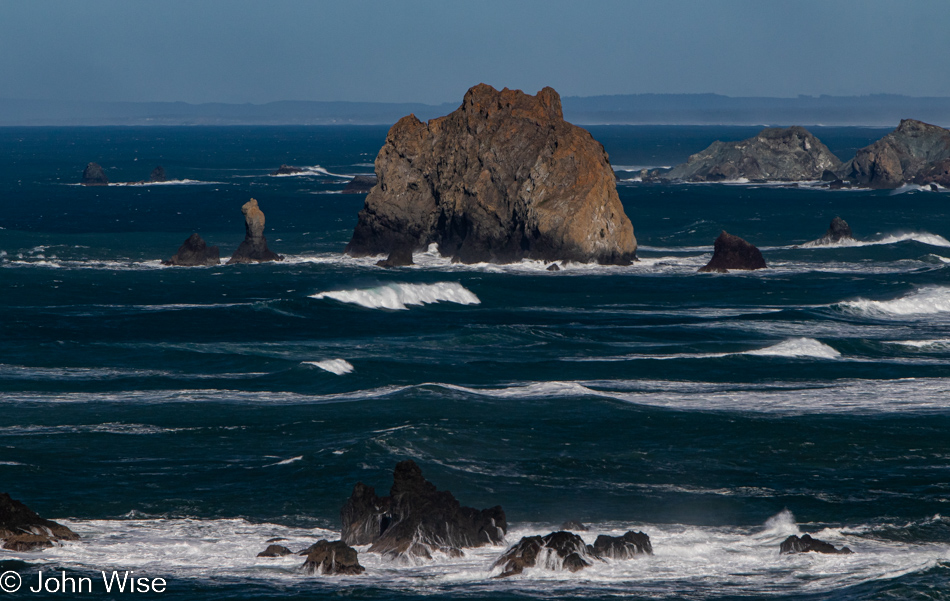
[798,231,950,249]
[887,339,950,350]
[838,286,950,317]
[302,359,354,375]
[267,455,303,466]
[310,282,480,310]
[269,165,354,179]
[742,338,841,359]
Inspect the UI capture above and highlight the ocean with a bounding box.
[1,125,948,600]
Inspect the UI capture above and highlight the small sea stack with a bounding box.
[493,531,597,577]
[163,233,220,266]
[815,217,854,245]
[226,199,283,264]
[149,166,167,182]
[698,231,767,273]
[81,162,108,186]
[301,540,365,575]
[780,534,852,555]
[1,493,79,551]
[342,175,377,194]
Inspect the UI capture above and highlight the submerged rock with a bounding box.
[698,231,767,273]
[559,520,587,531]
[340,460,507,560]
[301,540,365,575]
[162,233,220,266]
[257,544,293,557]
[346,83,636,265]
[342,175,377,194]
[493,531,597,578]
[592,531,653,559]
[272,165,305,175]
[0,493,79,551]
[838,119,950,189]
[780,534,852,555]
[815,217,854,245]
[149,166,167,182]
[81,162,108,185]
[648,127,841,182]
[546,263,561,272]
[226,199,283,264]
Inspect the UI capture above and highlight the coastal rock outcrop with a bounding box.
[648,127,841,182]
[226,199,283,264]
[301,540,365,575]
[272,165,305,175]
[591,531,653,559]
[493,531,597,577]
[1,493,79,551]
[698,231,767,273]
[780,534,852,555]
[162,233,220,266]
[342,175,377,194]
[375,242,414,268]
[838,119,950,189]
[149,166,167,183]
[915,158,950,187]
[345,83,636,265]
[81,162,108,185]
[340,460,507,560]
[257,544,293,557]
[814,217,854,245]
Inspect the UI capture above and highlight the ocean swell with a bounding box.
[310,282,480,310]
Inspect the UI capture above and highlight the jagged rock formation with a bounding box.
[648,127,841,182]
[780,534,852,555]
[301,540,365,575]
[227,199,283,264]
[1,493,79,551]
[272,165,305,175]
[81,162,108,185]
[698,231,767,273]
[149,166,167,182]
[342,175,377,194]
[814,217,854,245]
[346,84,636,265]
[340,460,506,560]
[162,233,220,266]
[493,531,597,577]
[592,531,653,559]
[257,544,292,557]
[838,119,950,189]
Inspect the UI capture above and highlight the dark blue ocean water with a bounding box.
[1,126,949,599]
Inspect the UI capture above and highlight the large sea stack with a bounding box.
[649,127,841,182]
[698,231,767,273]
[340,460,507,560]
[838,119,950,188]
[345,84,636,264]
[227,199,283,264]
[1,493,79,551]
[163,233,220,266]
[81,162,108,186]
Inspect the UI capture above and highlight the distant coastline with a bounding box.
[3,94,950,127]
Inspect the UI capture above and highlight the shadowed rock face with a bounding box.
[162,233,220,266]
[81,162,108,185]
[342,175,377,194]
[493,531,596,578]
[149,166,167,182]
[592,531,653,559]
[651,127,841,182]
[0,493,79,551]
[916,158,950,187]
[346,83,636,265]
[375,242,413,268]
[302,540,365,575]
[256,544,292,557]
[340,460,507,560]
[780,534,852,555]
[816,217,854,245]
[698,231,767,273]
[227,199,283,264]
[839,119,950,189]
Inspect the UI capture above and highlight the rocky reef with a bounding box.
[493,529,652,578]
[342,175,377,194]
[814,217,854,245]
[256,544,292,557]
[592,531,653,559]
[81,162,108,185]
[162,233,220,266]
[698,231,767,273]
[345,84,636,265]
[1,493,79,551]
[780,534,852,555]
[272,165,305,175]
[648,127,841,182]
[340,459,506,560]
[301,540,365,575]
[227,199,283,264]
[837,119,950,189]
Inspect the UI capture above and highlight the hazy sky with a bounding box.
[2,0,949,104]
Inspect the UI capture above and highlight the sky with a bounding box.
[2,0,949,105]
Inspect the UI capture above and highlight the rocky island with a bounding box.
[162,233,220,266]
[837,119,950,188]
[345,84,636,264]
[81,162,108,185]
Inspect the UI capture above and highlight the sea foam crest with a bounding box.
[302,359,354,375]
[742,338,841,359]
[799,231,950,249]
[310,282,480,310]
[838,286,950,317]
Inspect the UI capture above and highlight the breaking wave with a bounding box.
[838,286,950,317]
[799,231,950,248]
[302,359,354,375]
[310,282,480,310]
[269,165,354,179]
[742,337,841,359]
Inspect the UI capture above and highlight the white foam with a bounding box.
[838,286,950,317]
[887,339,950,350]
[890,183,940,195]
[742,338,841,359]
[269,165,354,179]
[799,231,950,249]
[310,282,480,310]
[269,455,303,466]
[302,359,354,375]
[110,179,219,186]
